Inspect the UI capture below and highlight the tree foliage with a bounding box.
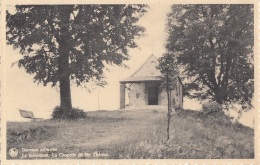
[166,4,254,108]
[7,5,147,86]
[158,53,178,92]
[7,5,147,116]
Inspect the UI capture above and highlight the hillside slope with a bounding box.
[7,109,254,159]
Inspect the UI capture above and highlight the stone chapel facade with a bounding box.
[119,55,183,110]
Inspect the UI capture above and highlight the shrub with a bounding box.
[202,101,222,115]
[51,106,87,120]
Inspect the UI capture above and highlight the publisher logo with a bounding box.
[9,148,18,157]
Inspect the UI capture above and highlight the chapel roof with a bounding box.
[120,55,160,83]
[120,76,161,83]
[120,55,184,88]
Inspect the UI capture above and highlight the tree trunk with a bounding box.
[56,8,74,118]
[58,38,72,117]
[215,88,223,105]
[58,43,72,115]
[167,90,170,140]
[59,74,72,113]
[166,71,172,140]
[167,89,172,140]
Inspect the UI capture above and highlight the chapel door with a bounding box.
[148,85,158,105]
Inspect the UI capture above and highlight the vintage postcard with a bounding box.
[1,0,259,164]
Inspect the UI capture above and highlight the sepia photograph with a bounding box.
[1,0,258,164]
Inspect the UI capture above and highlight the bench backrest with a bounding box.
[19,109,34,118]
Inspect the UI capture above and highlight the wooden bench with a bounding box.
[19,109,44,121]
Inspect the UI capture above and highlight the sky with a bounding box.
[3,4,254,127]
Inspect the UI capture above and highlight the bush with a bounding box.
[51,106,87,120]
[202,101,222,115]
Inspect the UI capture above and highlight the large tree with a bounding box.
[166,5,254,108]
[6,5,147,117]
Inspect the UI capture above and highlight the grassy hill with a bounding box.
[7,109,254,159]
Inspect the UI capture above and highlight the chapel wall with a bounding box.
[128,83,146,108]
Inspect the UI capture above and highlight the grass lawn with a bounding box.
[7,109,254,159]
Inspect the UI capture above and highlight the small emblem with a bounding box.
[9,148,18,157]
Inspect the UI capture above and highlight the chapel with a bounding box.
[119,55,183,110]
